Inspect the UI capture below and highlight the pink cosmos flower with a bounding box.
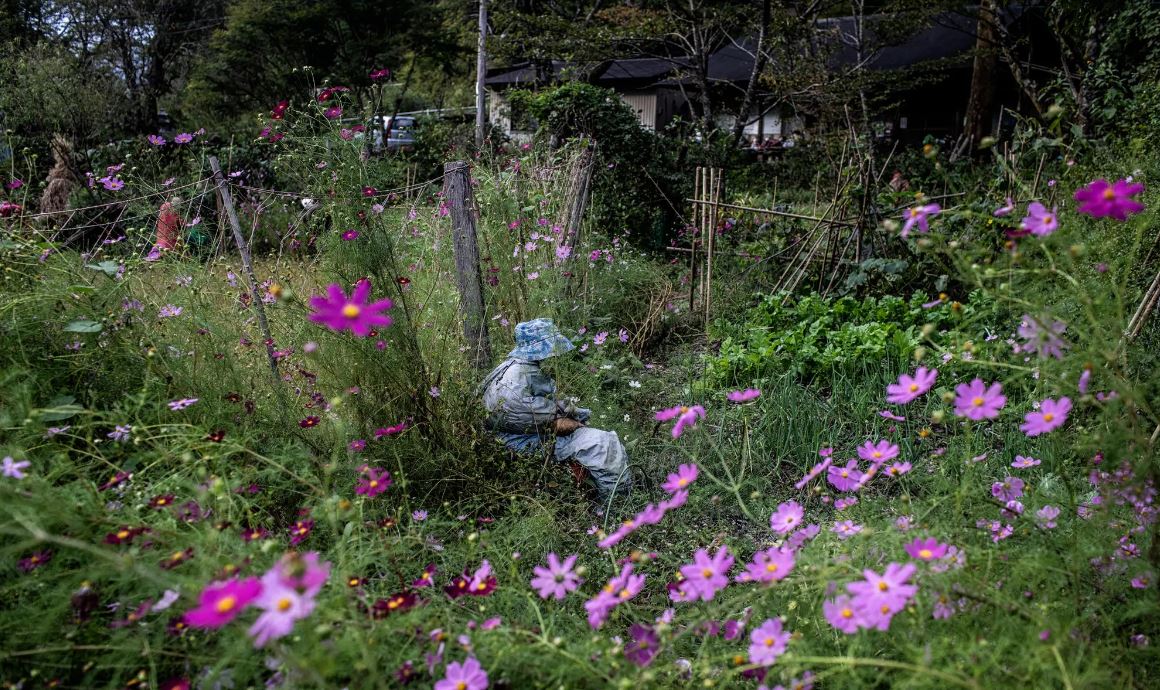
[308,281,393,337]
[1020,397,1071,436]
[1020,202,1059,236]
[885,461,911,477]
[147,134,166,146]
[530,553,582,600]
[857,439,899,463]
[1074,178,1145,221]
[832,520,863,539]
[248,575,316,648]
[341,229,359,241]
[901,203,940,238]
[953,378,1006,420]
[435,657,489,690]
[173,132,193,144]
[824,595,863,633]
[847,562,917,615]
[993,197,1015,217]
[794,456,832,490]
[886,367,937,404]
[736,547,795,584]
[467,560,497,596]
[369,67,391,81]
[323,106,343,119]
[1078,368,1091,394]
[663,463,698,493]
[1017,315,1068,359]
[585,563,644,628]
[678,547,733,601]
[655,405,706,438]
[991,476,1024,502]
[904,537,949,562]
[184,577,262,628]
[356,467,391,497]
[726,388,761,403]
[1012,455,1041,469]
[1035,505,1060,529]
[827,459,863,492]
[770,500,804,534]
[879,410,906,421]
[748,618,791,666]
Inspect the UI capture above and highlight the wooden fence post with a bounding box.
[209,156,280,380]
[443,160,492,370]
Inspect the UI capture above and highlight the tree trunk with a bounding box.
[962,0,998,150]
[731,0,771,147]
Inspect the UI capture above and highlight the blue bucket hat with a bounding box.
[509,318,574,361]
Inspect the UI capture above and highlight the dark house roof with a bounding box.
[486,9,1018,91]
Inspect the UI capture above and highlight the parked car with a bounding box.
[373,115,416,152]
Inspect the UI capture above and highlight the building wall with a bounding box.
[619,91,658,130]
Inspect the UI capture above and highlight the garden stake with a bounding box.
[208,155,279,381]
[443,160,493,370]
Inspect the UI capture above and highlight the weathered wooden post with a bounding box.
[443,160,492,370]
[209,156,280,380]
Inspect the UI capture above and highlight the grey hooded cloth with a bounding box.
[481,357,631,501]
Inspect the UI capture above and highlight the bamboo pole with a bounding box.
[209,156,279,380]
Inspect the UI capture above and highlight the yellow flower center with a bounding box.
[388,599,400,609]
[881,604,891,614]
[765,563,779,573]
[1043,413,1054,422]
[701,568,713,578]
[172,551,184,560]
[919,548,933,559]
[841,470,848,478]
[456,683,467,690]
[972,396,984,406]
[116,530,130,539]
[678,478,688,487]
[1044,215,1054,225]
[277,598,293,612]
[1103,188,1116,200]
[841,608,853,619]
[215,596,237,613]
[877,582,889,592]
[909,383,919,392]
[342,304,361,318]
[619,588,632,599]
[873,451,882,458]
[764,637,775,647]
[369,480,378,488]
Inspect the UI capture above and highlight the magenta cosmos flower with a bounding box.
[663,463,698,493]
[655,405,706,438]
[308,281,393,337]
[846,562,918,615]
[953,378,1006,420]
[1074,178,1144,221]
[827,459,862,492]
[770,500,804,534]
[748,618,791,666]
[356,467,391,497]
[904,537,949,562]
[737,546,795,584]
[857,439,899,464]
[678,547,734,601]
[991,476,1024,502]
[248,574,317,648]
[530,553,581,600]
[824,594,863,634]
[726,388,761,403]
[1020,202,1059,237]
[887,366,937,404]
[1020,397,1071,437]
[435,656,489,690]
[184,577,262,628]
[901,203,940,238]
